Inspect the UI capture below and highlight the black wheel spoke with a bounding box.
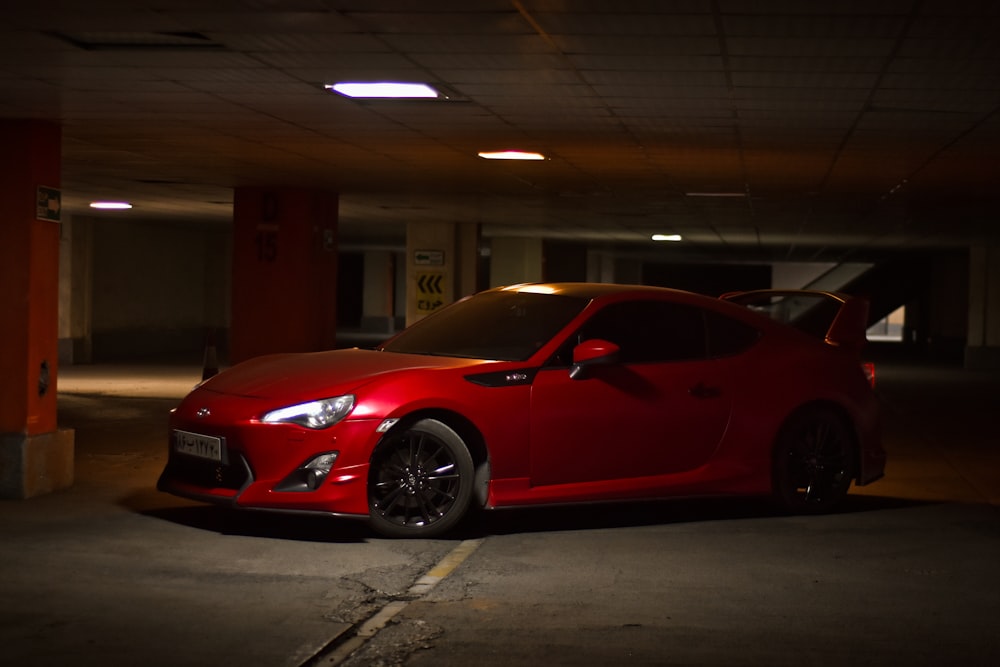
[413,489,440,524]
[775,409,855,513]
[409,434,422,466]
[367,419,474,536]
[426,465,457,481]
[377,486,404,515]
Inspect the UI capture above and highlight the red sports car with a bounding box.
[158,283,884,538]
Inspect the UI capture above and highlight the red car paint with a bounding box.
[158,283,884,538]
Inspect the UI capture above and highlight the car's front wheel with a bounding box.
[367,418,474,538]
[772,407,855,514]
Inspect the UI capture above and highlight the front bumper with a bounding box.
[157,410,381,518]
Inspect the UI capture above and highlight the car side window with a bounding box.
[705,310,760,357]
[579,301,707,363]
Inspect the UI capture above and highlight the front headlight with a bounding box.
[262,395,355,429]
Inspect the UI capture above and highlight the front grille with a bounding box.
[164,452,252,491]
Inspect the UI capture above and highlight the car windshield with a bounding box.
[380,290,590,361]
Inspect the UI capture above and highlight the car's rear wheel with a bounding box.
[367,418,474,538]
[772,407,855,514]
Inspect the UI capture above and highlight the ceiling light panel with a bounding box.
[327,82,441,98]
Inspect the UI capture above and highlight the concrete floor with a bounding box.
[1,360,997,666]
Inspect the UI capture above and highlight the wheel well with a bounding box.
[775,400,861,480]
[381,408,491,505]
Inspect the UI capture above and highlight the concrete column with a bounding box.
[966,244,1000,370]
[230,188,338,363]
[361,250,396,334]
[58,215,94,364]
[614,258,643,285]
[585,251,641,284]
[406,222,454,326]
[456,223,482,298]
[489,236,543,288]
[542,241,588,282]
[0,120,74,499]
[586,250,616,283]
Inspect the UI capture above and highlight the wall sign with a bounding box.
[416,272,447,312]
[414,249,444,266]
[36,186,61,222]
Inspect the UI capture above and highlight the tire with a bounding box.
[367,418,474,538]
[772,407,856,514]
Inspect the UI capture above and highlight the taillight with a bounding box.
[861,362,876,388]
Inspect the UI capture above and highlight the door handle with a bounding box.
[689,382,721,399]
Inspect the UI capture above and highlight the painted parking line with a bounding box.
[407,537,484,596]
[304,538,485,666]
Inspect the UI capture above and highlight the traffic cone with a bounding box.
[202,329,220,381]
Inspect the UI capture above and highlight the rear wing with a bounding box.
[721,290,870,356]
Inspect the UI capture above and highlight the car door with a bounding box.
[528,299,734,487]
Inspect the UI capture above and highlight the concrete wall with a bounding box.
[967,245,1000,369]
[87,217,230,362]
[58,216,92,363]
[929,252,969,348]
[59,214,979,367]
[489,237,543,287]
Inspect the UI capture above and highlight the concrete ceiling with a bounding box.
[3,0,999,262]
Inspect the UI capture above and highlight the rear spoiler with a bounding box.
[721,290,870,356]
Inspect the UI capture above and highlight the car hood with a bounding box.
[199,348,485,399]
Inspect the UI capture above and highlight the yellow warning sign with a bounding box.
[416,272,447,313]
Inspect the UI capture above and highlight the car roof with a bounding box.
[495,282,697,300]
[491,282,808,337]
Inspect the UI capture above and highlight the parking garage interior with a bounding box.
[1,2,999,665]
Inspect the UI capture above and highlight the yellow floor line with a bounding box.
[316,538,485,665]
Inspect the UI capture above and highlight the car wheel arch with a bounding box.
[774,401,861,469]
[771,400,861,512]
[374,408,491,508]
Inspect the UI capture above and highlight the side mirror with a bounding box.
[569,338,620,380]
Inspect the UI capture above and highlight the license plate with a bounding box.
[173,430,224,462]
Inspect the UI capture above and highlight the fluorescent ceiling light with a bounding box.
[651,234,683,242]
[326,82,439,99]
[478,151,546,161]
[90,201,133,210]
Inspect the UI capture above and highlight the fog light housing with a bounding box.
[304,453,338,489]
[275,452,339,492]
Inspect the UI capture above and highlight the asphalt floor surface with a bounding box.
[1,359,997,666]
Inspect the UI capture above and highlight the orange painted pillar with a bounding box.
[0,120,74,499]
[230,188,339,364]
